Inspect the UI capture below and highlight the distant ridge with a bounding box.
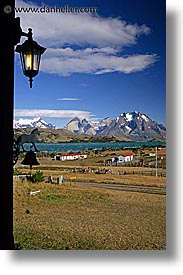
[14,111,166,141]
[13,128,130,143]
[65,111,166,141]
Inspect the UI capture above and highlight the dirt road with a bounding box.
[76,182,166,195]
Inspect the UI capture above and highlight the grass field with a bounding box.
[14,147,166,250]
[13,178,166,250]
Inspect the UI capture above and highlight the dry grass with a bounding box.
[14,148,166,250]
[18,166,166,188]
[13,179,166,250]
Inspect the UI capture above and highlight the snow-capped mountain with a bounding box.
[65,117,112,136]
[13,117,56,129]
[14,112,166,140]
[65,112,166,141]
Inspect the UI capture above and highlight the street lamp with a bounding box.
[15,28,46,88]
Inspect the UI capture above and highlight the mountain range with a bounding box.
[65,111,166,141]
[13,111,166,141]
[13,117,56,129]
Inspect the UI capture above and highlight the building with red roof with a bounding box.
[112,153,133,164]
[53,153,87,161]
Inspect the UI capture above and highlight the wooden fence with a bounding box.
[113,170,166,177]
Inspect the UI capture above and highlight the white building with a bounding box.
[149,153,156,157]
[54,153,87,161]
[112,153,133,164]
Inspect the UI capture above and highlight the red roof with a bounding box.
[58,153,85,157]
[121,153,133,157]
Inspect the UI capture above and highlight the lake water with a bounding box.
[24,141,166,153]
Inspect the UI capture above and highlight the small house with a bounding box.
[54,153,87,161]
[118,153,133,162]
[112,153,133,164]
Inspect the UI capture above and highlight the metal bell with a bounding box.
[21,150,40,169]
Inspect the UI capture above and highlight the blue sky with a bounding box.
[14,0,166,128]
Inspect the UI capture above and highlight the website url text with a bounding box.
[15,5,98,14]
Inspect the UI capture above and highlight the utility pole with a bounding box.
[0,0,15,249]
[155,146,158,177]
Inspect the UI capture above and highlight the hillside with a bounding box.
[13,128,131,143]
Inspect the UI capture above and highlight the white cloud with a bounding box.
[15,0,157,76]
[42,48,157,76]
[16,0,150,48]
[14,109,91,119]
[57,98,80,101]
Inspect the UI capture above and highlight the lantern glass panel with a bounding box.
[20,52,26,73]
[24,51,33,71]
[32,50,41,71]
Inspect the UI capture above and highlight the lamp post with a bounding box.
[0,0,46,249]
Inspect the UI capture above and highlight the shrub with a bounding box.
[31,170,45,183]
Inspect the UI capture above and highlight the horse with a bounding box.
[16,128,40,152]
